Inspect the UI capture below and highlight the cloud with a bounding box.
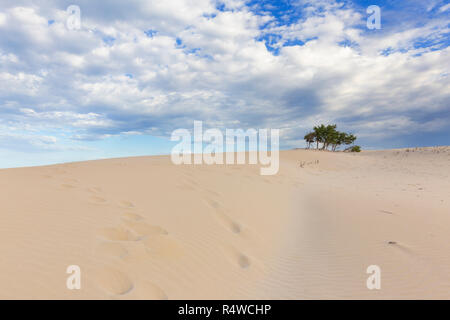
[0,0,448,160]
[0,132,58,152]
[439,3,450,12]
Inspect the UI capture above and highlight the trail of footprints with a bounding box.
[52,166,254,298]
[94,206,174,299]
[180,170,253,270]
[49,168,170,299]
[203,197,252,269]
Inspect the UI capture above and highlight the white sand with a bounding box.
[0,147,449,299]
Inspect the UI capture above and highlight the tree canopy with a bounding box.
[303,124,359,152]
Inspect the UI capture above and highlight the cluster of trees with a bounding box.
[304,124,359,152]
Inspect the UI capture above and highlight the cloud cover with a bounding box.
[0,0,449,166]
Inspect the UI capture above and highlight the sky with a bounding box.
[0,0,449,168]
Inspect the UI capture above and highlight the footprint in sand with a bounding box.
[121,212,144,221]
[215,211,241,234]
[87,187,103,194]
[94,266,134,296]
[204,198,221,209]
[94,209,172,299]
[119,200,135,208]
[116,214,179,260]
[90,195,108,204]
[97,226,141,241]
[121,220,168,237]
[95,242,129,259]
[236,254,251,269]
[95,205,178,299]
[223,246,251,269]
[204,199,242,234]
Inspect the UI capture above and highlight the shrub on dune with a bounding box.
[346,145,361,152]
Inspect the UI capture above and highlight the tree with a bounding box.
[343,133,356,146]
[304,132,316,149]
[330,131,346,152]
[323,124,337,150]
[331,132,355,151]
[304,124,359,152]
[313,124,327,149]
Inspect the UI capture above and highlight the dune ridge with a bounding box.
[0,147,449,299]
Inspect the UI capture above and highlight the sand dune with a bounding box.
[0,147,449,299]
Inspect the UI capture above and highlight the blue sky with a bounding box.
[0,0,449,168]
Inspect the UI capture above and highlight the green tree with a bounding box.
[330,131,346,151]
[306,124,358,152]
[304,132,316,149]
[323,124,338,150]
[343,133,356,146]
[313,124,327,149]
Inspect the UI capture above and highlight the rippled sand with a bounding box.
[0,147,449,299]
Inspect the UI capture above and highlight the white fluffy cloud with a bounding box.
[0,0,449,156]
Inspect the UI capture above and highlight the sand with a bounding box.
[0,147,449,299]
